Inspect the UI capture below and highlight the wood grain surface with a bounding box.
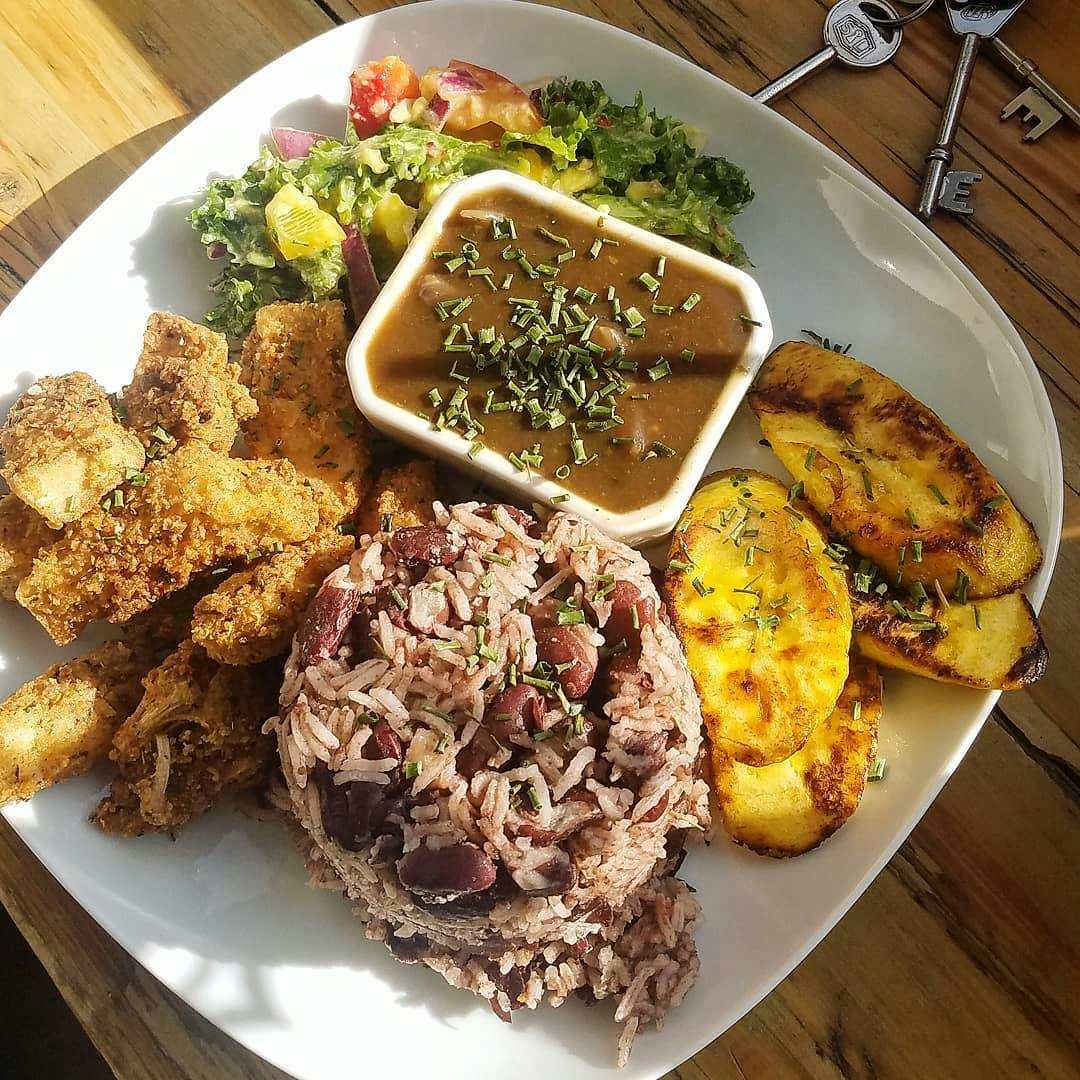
[1,1,1077,1078]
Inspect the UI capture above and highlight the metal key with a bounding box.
[753,0,903,105]
[991,36,1080,140]
[917,0,1027,220]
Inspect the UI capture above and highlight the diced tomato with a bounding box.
[419,59,543,141]
[348,56,420,139]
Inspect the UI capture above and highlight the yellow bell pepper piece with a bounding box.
[265,183,345,261]
[370,193,418,256]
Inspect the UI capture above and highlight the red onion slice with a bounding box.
[342,225,380,322]
[422,93,450,132]
[271,127,328,160]
[437,68,485,94]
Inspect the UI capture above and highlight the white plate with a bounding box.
[0,2,1061,1079]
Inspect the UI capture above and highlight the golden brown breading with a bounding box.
[16,444,322,645]
[355,458,438,536]
[122,312,257,455]
[191,528,354,665]
[0,495,54,601]
[240,301,370,522]
[92,641,278,835]
[0,641,155,805]
[0,372,145,528]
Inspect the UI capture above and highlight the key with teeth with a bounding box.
[990,36,1080,140]
[917,0,1027,221]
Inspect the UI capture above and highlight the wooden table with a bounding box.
[1,2,1077,1077]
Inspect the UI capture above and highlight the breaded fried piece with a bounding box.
[191,528,354,665]
[0,372,145,528]
[0,495,54,600]
[355,458,438,536]
[92,641,278,835]
[240,301,370,522]
[0,641,155,805]
[16,444,322,645]
[122,312,257,456]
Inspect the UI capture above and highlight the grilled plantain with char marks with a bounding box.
[711,655,881,857]
[852,588,1046,690]
[748,342,1042,600]
[664,469,851,768]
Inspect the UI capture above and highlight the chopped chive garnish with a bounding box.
[739,314,763,327]
[905,507,920,530]
[867,758,886,782]
[788,481,804,502]
[928,484,949,505]
[637,271,661,292]
[961,516,984,537]
[782,504,805,521]
[691,576,714,597]
[389,589,407,611]
[952,568,970,604]
[862,471,874,501]
[538,226,569,246]
[680,292,701,312]
[668,558,694,573]
[679,348,696,362]
[973,605,982,629]
[651,303,674,315]
[555,464,571,480]
[912,539,923,562]
[805,447,817,470]
[467,441,484,459]
[646,359,671,381]
[482,551,512,567]
[984,495,1007,511]
[551,493,570,504]
[404,761,421,780]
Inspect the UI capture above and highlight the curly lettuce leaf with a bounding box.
[204,264,307,339]
[539,78,753,261]
[501,113,588,166]
[581,191,747,266]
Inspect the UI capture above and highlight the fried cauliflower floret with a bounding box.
[0,495,54,600]
[0,641,156,805]
[191,528,355,665]
[92,641,278,835]
[16,444,322,645]
[240,301,370,522]
[355,458,438,536]
[122,313,257,456]
[0,372,145,528]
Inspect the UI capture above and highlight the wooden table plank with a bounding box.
[0,1,1076,1078]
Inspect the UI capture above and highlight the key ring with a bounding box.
[866,0,937,28]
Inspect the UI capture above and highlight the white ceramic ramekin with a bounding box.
[346,171,772,545]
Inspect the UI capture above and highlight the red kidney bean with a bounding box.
[517,795,601,844]
[299,585,364,665]
[486,963,528,1021]
[390,525,465,568]
[369,720,403,765]
[456,728,500,778]
[372,583,408,629]
[478,503,537,535]
[603,581,656,649]
[484,683,544,743]
[313,764,385,851]
[535,625,598,699]
[397,842,497,899]
[511,848,577,896]
[637,790,669,823]
[385,933,429,964]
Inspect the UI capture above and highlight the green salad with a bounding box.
[190,57,753,337]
